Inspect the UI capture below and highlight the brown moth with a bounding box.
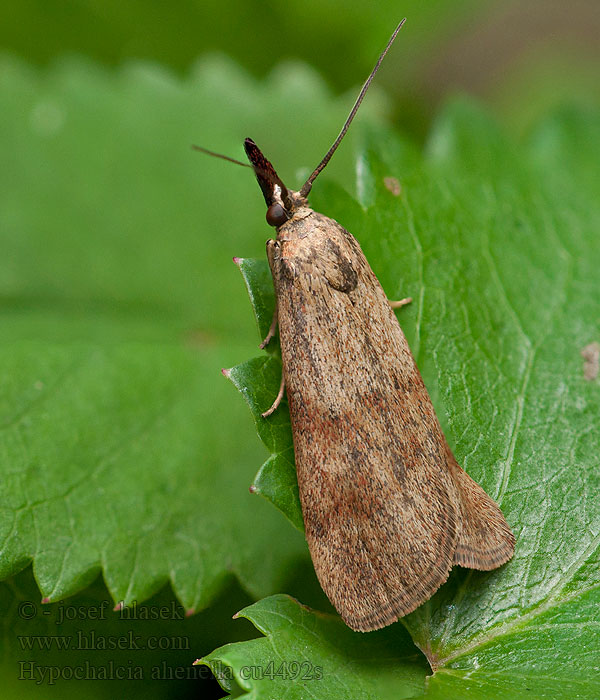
[200,19,515,632]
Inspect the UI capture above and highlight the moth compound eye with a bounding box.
[266,203,288,227]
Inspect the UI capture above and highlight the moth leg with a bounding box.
[259,302,278,349]
[389,297,412,309]
[260,238,280,349]
[261,371,285,418]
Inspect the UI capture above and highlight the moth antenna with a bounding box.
[193,143,279,185]
[192,144,252,168]
[299,18,406,199]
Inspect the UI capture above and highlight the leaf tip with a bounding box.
[249,484,258,494]
[221,367,231,378]
[232,256,244,266]
[113,601,124,612]
[185,608,195,618]
[41,596,51,604]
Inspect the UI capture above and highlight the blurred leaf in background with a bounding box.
[2,0,599,137]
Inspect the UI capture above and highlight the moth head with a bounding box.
[194,20,405,230]
[244,138,302,228]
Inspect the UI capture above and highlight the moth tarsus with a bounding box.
[259,302,279,349]
[261,373,286,418]
[389,297,412,309]
[205,18,515,633]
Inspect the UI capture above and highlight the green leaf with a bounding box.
[226,356,303,532]
[234,258,278,355]
[225,259,304,531]
[224,100,600,696]
[199,595,428,699]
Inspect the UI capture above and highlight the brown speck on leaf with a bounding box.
[383,176,401,196]
[184,328,216,349]
[581,342,600,381]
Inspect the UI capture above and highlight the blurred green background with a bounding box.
[3,0,600,137]
[1,1,599,698]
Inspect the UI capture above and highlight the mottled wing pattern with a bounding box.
[268,212,513,631]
